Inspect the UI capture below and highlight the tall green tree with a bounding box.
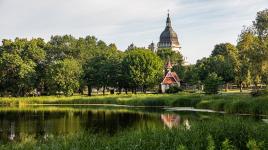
[122,49,163,93]
[0,38,46,96]
[46,35,78,61]
[195,57,211,83]
[46,58,82,96]
[262,62,268,85]
[204,72,223,94]
[236,28,255,92]
[251,9,268,89]
[254,9,268,39]
[156,48,183,65]
[83,44,123,95]
[183,65,200,88]
[210,43,239,91]
[76,36,99,64]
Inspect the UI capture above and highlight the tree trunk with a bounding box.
[119,88,122,94]
[143,86,146,93]
[158,84,162,93]
[254,82,259,92]
[88,85,92,96]
[16,88,21,97]
[125,88,128,94]
[201,85,204,91]
[225,83,229,92]
[240,82,243,93]
[80,87,84,95]
[103,86,105,95]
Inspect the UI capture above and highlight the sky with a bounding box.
[0,0,268,64]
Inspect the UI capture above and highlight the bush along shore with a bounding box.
[1,93,268,116]
[0,117,267,150]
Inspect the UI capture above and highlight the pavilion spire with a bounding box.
[166,58,172,71]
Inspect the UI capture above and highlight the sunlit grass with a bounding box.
[0,106,164,117]
[1,93,268,115]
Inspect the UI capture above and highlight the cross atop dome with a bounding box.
[166,10,171,27]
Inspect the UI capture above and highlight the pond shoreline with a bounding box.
[1,103,268,117]
[0,93,268,116]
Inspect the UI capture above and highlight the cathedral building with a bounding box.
[130,12,183,93]
[158,12,182,93]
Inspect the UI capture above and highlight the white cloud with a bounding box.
[0,0,267,63]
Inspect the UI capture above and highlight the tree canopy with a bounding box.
[122,49,163,92]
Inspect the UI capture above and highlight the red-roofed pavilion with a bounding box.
[161,60,181,93]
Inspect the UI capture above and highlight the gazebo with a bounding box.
[161,60,181,93]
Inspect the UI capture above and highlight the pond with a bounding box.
[0,106,266,143]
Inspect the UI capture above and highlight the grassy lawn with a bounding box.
[0,92,268,115]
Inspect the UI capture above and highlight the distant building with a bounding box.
[158,13,181,51]
[127,43,146,51]
[148,42,156,52]
[161,59,181,93]
[126,12,182,94]
[127,43,136,51]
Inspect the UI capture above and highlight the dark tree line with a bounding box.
[0,36,180,96]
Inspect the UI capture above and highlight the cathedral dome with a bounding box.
[160,27,179,45]
[158,13,180,51]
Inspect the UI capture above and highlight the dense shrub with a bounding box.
[196,101,211,109]
[224,100,250,114]
[171,98,201,107]
[251,88,268,97]
[142,99,167,106]
[204,73,223,94]
[210,100,226,111]
[166,86,183,94]
[46,59,82,96]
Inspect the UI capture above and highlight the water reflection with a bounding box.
[0,106,264,143]
[161,114,191,129]
[161,114,180,128]
[184,119,190,130]
[0,108,163,142]
[9,122,15,140]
